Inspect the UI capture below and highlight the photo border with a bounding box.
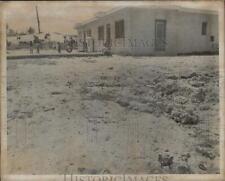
[1,1,224,180]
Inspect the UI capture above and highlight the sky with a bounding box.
[3,1,221,35]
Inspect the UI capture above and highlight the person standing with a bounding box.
[34,36,41,54]
[29,41,33,54]
[57,42,61,53]
[37,41,40,54]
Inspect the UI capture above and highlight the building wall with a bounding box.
[129,8,179,56]
[176,12,218,54]
[210,15,219,51]
[77,7,218,56]
[129,8,218,56]
[77,8,132,54]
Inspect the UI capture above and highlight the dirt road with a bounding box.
[7,55,219,174]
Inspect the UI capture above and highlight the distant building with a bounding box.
[76,6,218,56]
[7,32,65,49]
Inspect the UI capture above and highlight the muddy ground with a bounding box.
[7,55,219,174]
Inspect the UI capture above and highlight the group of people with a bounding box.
[63,37,77,53]
[29,36,78,55]
[29,36,41,54]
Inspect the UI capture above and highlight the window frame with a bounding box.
[87,29,92,37]
[115,19,125,39]
[201,22,207,35]
[98,26,104,40]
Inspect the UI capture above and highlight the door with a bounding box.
[155,20,166,51]
[106,24,111,48]
[83,31,87,51]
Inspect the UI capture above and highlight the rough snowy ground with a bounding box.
[7,55,219,174]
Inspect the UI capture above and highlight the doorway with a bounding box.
[106,24,111,48]
[155,20,166,51]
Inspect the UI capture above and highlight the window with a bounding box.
[87,29,91,37]
[78,32,82,38]
[202,22,207,35]
[210,36,214,42]
[98,26,104,40]
[115,20,124,38]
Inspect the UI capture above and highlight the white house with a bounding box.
[76,6,218,56]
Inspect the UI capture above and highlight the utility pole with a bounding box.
[35,6,41,33]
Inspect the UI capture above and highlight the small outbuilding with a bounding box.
[76,6,218,56]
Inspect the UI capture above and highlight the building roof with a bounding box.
[75,5,218,29]
[75,7,128,29]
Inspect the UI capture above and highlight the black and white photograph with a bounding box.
[1,1,224,180]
